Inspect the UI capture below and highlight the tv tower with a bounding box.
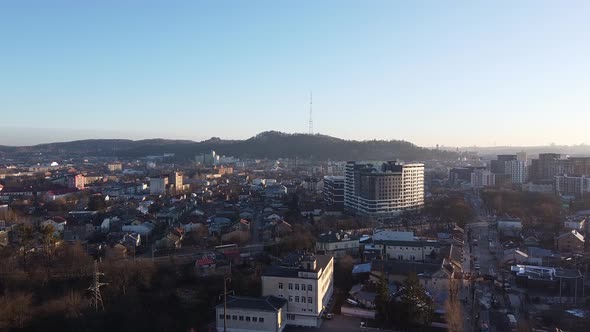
[308,91,313,135]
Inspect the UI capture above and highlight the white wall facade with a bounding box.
[261,257,334,327]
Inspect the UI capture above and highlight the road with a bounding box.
[462,190,501,332]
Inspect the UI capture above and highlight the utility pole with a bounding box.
[219,276,234,332]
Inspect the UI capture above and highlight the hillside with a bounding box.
[0,131,458,161]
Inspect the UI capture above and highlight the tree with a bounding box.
[14,223,35,269]
[375,271,391,324]
[444,279,463,332]
[0,292,33,329]
[401,272,434,326]
[88,194,106,211]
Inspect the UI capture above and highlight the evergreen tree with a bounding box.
[375,271,390,324]
[401,272,434,326]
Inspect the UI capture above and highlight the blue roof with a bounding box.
[352,262,371,274]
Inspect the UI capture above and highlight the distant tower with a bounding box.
[308,91,313,135]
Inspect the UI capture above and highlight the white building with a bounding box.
[315,231,359,258]
[261,253,334,327]
[470,169,496,188]
[505,160,527,184]
[344,161,424,219]
[215,295,288,332]
[149,176,168,195]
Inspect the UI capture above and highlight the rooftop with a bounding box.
[216,295,287,312]
[262,253,332,278]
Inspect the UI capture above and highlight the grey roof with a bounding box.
[217,295,287,312]
[262,254,332,278]
[371,260,440,276]
[374,239,441,248]
[317,231,359,243]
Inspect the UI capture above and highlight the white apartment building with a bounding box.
[470,169,496,188]
[555,175,590,197]
[505,160,527,184]
[261,253,334,327]
[215,295,288,332]
[344,161,424,219]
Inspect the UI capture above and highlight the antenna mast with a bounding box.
[308,91,313,135]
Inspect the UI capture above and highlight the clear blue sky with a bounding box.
[1,1,589,146]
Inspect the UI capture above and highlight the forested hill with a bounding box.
[0,131,458,161]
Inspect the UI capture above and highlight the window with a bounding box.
[308,297,312,303]
[301,297,306,303]
[288,296,293,302]
[301,284,306,291]
[219,314,224,320]
[295,296,299,303]
[308,285,312,291]
[253,317,258,322]
[287,314,295,320]
[239,316,244,321]
[288,283,293,290]
[295,284,299,290]
[278,282,283,289]
[246,317,250,322]
[259,317,264,323]
[232,315,237,320]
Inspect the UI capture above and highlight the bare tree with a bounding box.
[0,292,33,329]
[444,278,463,332]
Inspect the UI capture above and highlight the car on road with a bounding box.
[324,313,334,320]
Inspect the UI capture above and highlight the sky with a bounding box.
[1,1,589,147]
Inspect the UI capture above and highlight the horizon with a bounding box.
[2,127,590,151]
[2,1,590,146]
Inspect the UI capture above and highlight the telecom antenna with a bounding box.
[88,261,108,311]
[308,91,313,135]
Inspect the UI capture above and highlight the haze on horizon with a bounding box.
[1,1,589,147]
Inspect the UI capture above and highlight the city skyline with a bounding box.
[2,1,590,146]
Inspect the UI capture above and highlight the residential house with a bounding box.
[315,231,360,258]
[564,217,586,232]
[555,230,585,253]
[497,218,523,238]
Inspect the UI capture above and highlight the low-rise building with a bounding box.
[555,230,585,253]
[497,218,523,238]
[315,231,360,258]
[215,295,288,332]
[261,253,334,327]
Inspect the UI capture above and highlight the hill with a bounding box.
[0,131,458,161]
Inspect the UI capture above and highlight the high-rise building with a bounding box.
[449,166,486,185]
[530,153,563,184]
[470,169,496,188]
[323,176,345,210]
[555,175,590,197]
[344,161,424,219]
[505,160,527,184]
[490,155,517,174]
[563,157,590,177]
[516,151,527,162]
